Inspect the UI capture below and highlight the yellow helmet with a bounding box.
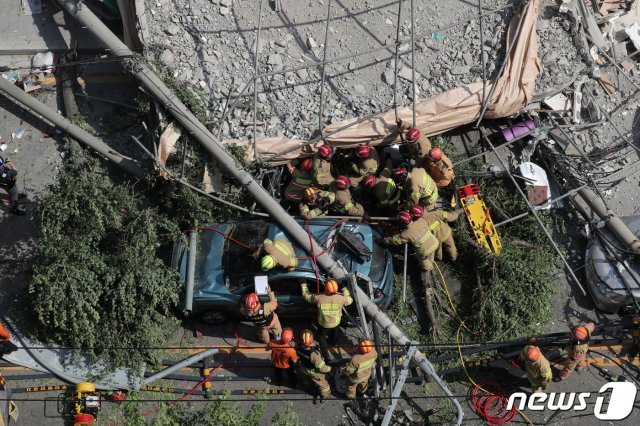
[261,255,276,271]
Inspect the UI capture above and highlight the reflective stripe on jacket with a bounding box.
[344,349,378,384]
[301,284,353,328]
[264,238,298,269]
[409,168,438,205]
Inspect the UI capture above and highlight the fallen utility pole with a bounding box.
[55,1,463,422]
[577,188,640,255]
[0,76,144,179]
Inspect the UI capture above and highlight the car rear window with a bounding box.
[223,221,270,291]
[368,236,386,282]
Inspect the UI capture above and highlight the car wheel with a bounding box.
[199,311,229,324]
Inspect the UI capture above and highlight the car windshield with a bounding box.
[223,221,270,292]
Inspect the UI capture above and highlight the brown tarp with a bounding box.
[224,0,541,165]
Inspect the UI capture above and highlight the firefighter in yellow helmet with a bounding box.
[259,238,298,272]
[519,345,552,392]
[383,211,440,273]
[413,206,462,262]
[407,167,438,210]
[313,144,336,189]
[299,187,335,219]
[559,322,596,379]
[301,280,353,356]
[296,329,332,404]
[342,339,378,399]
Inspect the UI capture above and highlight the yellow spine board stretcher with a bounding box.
[457,184,502,254]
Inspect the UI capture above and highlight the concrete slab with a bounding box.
[0,1,104,55]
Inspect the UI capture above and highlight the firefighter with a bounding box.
[407,166,438,210]
[329,176,366,217]
[313,144,335,189]
[0,155,24,215]
[362,160,401,209]
[349,145,379,187]
[301,280,353,356]
[520,345,552,393]
[267,327,298,387]
[296,329,332,404]
[0,322,18,356]
[414,206,461,262]
[260,237,298,272]
[284,158,314,203]
[342,339,378,399]
[559,322,596,379]
[240,288,282,343]
[383,211,440,274]
[425,147,456,208]
[299,187,335,219]
[399,124,431,165]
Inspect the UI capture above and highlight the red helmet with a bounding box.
[359,339,374,354]
[410,205,424,219]
[356,145,372,158]
[335,176,350,190]
[363,175,377,188]
[301,329,314,346]
[245,293,260,311]
[318,144,334,159]
[300,158,313,170]
[393,167,408,181]
[525,346,541,362]
[406,128,421,142]
[281,328,294,343]
[325,279,339,294]
[429,147,443,161]
[398,211,413,225]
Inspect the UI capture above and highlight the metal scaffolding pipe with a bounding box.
[0,76,144,179]
[184,231,197,313]
[577,188,640,254]
[141,349,218,386]
[56,2,463,423]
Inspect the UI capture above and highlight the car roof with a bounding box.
[588,216,640,291]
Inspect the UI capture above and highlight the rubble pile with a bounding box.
[142,0,601,142]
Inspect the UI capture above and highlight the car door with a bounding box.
[268,277,319,318]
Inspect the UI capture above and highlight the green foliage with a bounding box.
[113,392,264,425]
[271,402,304,426]
[28,141,181,370]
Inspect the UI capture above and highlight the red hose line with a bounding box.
[471,380,516,425]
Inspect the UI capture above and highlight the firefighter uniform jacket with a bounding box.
[330,183,365,216]
[301,283,353,329]
[263,238,298,270]
[351,148,380,177]
[267,340,298,369]
[521,345,552,387]
[284,167,314,203]
[385,218,439,256]
[241,291,278,326]
[421,210,460,242]
[344,349,378,384]
[399,121,432,163]
[426,154,455,187]
[408,167,438,207]
[372,160,400,207]
[566,323,595,363]
[312,154,334,188]
[297,345,331,377]
[299,190,336,219]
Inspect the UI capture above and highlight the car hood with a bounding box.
[587,216,640,291]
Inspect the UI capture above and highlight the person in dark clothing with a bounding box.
[0,155,24,215]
